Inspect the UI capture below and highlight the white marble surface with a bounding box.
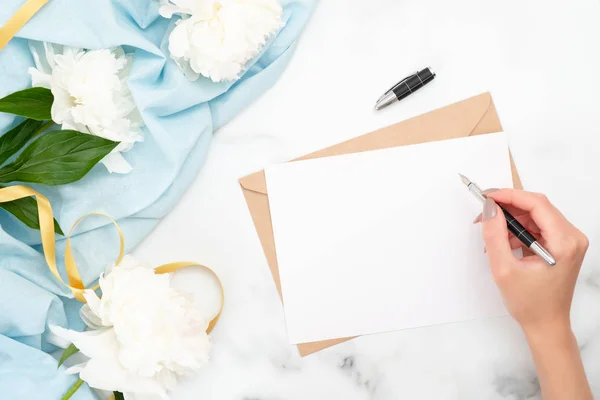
[134,0,600,398]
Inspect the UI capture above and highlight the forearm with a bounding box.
[525,323,592,400]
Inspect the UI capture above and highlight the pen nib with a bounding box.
[458,173,471,186]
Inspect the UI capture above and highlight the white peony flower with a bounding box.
[49,255,211,399]
[29,43,144,174]
[159,0,284,82]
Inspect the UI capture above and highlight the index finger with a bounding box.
[485,189,568,234]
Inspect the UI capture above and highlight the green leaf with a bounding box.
[61,378,84,400]
[58,343,79,368]
[114,392,125,400]
[0,87,54,121]
[0,194,64,235]
[0,130,118,186]
[0,119,45,166]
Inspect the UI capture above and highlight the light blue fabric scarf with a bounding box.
[0,0,315,398]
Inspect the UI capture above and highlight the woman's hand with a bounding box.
[478,189,592,400]
[479,189,588,332]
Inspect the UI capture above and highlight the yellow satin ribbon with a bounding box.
[155,262,223,334]
[0,0,49,51]
[0,185,224,332]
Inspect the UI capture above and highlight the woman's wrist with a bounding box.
[523,318,575,353]
[521,318,592,400]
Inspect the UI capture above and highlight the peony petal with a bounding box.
[159,0,199,17]
[129,111,145,129]
[79,306,99,328]
[28,42,46,71]
[168,21,192,58]
[52,324,169,398]
[78,357,168,399]
[65,362,86,375]
[43,42,61,69]
[118,255,152,270]
[28,68,52,88]
[104,263,114,276]
[159,4,187,18]
[61,46,84,62]
[50,89,73,125]
[49,325,119,360]
[112,47,126,62]
[27,42,53,86]
[79,302,105,330]
[82,290,102,316]
[45,326,73,349]
[101,152,133,174]
[172,55,200,81]
[61,120,88,133]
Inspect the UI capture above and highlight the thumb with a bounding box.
[481,197,514,271]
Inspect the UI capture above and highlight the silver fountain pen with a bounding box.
[459,174,556,266]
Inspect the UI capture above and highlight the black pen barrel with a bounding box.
[499,205,536,247]
[392,68,435,101]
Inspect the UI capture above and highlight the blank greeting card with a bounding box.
[265,132,514,344]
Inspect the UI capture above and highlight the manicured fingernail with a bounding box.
[473,214,482,224]
[482,197,497,221]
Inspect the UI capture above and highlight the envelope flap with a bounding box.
[238,92,496,195]
[346,92,494,151]
[239,170,267,194]
[468,92,502,137]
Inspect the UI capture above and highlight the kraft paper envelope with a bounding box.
[239,92,523,356]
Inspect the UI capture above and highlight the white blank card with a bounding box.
[265,132,513,344]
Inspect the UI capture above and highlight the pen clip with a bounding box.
[377,71,419,102]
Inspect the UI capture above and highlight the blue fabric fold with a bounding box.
[0,0,314,398]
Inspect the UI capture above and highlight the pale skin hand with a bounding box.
[477,189,592,400]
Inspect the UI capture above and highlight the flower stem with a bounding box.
[33,120,55,138]
[61,378,84,400]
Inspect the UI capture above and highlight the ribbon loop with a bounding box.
[0,185,223,331]
[0,186,124,302]
[64,212,125,291]
[154,262,224,334]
